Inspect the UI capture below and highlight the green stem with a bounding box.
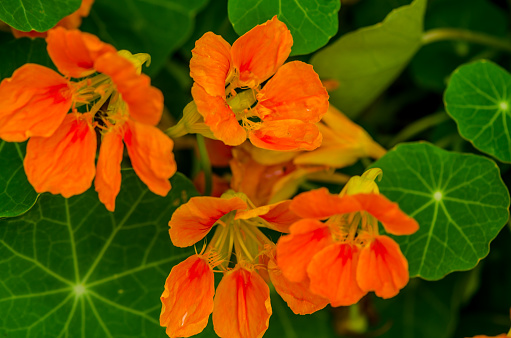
[196,134,212,196]
[422,28,511,53]
[388,111,450,147]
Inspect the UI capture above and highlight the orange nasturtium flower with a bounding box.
[180,16,328,151]
[161,191,328,338]
[0,27,176,211]
[11,0,95,38]
[276,168,419,306]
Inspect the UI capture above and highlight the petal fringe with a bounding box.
[169,195,247,247]
[160,254,215,338]
[0,64,72,142]
[357,235,409,299]
[124,119,176,197]
[95,130,124,212]
[213,267,272,338]
[24,113,96,197]
[307,243,366,307]
[231,16,292,88]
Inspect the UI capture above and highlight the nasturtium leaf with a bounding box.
[82,0,209,75]
[373,273,466,338]
[310,0,426,117]
[370,142,510,280]
[0,0,80,32]
[0,142,38,219]
[410,0,507,92]
[0,38,53,80]
[0,171,199,337]
[444,60,511,163]
[227,0,340,56]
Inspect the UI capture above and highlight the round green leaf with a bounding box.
[0,171,198,337]
[82,0,209,75]
[310,0,426,118]
[0,0,80,32]
[0,142,38,218]
[227,0,340,56]
[444,60,511,163]
[371,142,510,280]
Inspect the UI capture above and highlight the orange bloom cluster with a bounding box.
[11,0,95,38]
[0,27,176,211]
[185,16,329,151]
[276,169,419,306]
[161,168,418,337]
[161,191,329,337]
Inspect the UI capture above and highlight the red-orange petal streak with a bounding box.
[192,83,246,146]
[46,27,116,78]
[24,113,96,197]
[190,32,232,98]
[95,130,124,212]
[256,61,328,123]
[231,16,293,88]
[307,243,366,307]
[160,254,215,338]
[268,258,328,315]
[124,119,176,197]
[357,235,409,299]
[95,53,163,126]
[276,219,333,283]
[290,188,359,219]
[213,267,272,338]
[249,119,322,151]
[352,194,419,235]
[169,196,248,247]
[0,64,73,142]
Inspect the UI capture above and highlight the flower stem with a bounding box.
[196,134,212,196]
[388,111,450,147]
[422,28,511,53]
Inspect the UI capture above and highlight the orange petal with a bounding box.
[357,235,409,299]
[213,267,272,338]
[124,119,176,196]
[57,0,95,30]
[231,16,292,87]
[268,258,328,315]
[289,188,359,219]
[11,29,48,39]
[242,201,302,233]
[249,120,322,151]
[160,254,215,338]
[24,113,96,197]
[46,27,116,78]
[276,219,333,283]
[192,83,246,146]
[94,53,163,126]
[307,243,366,307]
[0,64,73,142]
[95,130,124,212]
[203,138,233,167]
[193,172,230,197]
[169,196,247,247]
[190,32,232,98]
[468,335,508,338]
[256,61,328,123]
[352,194,419,235]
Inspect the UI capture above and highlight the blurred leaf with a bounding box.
[0,171,198,337]
[82,0,209,75]
[351,0,411,28]
[0,38,52,80]
[444,60,511,163]
[0,0,80,32]
[410,0,507,92]
[373,273,465,338]
[371,142,510,280]
[227,0,340,55]
[0,142,38,218]
[311,0,426,118]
